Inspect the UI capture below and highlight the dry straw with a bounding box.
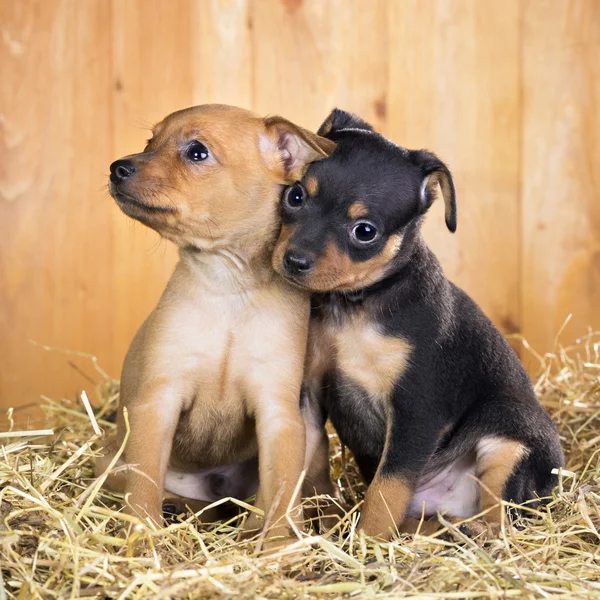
[1,329,599,599]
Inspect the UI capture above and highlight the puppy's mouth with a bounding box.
[279,272,312,289]
[110,185,176,215]
[276,261,371,293]
[274,262,314,290]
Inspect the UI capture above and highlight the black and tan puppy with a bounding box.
[272,109,565,539]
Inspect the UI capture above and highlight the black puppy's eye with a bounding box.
[186,141,209,162]
[351,220,378,244]
[284,184,305,209]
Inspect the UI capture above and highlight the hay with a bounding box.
[1,330,600,599]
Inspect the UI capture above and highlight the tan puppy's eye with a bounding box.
[186,141,209,162]
[283,183,305,210]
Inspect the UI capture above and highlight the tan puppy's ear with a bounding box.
[260,116,336,182]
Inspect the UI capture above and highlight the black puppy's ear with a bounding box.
[412,150,457,233]
[317,108,374,137]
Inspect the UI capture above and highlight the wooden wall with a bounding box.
[1,0,599,409]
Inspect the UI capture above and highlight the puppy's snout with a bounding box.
[282,250,314,275]
[110,159,136,184]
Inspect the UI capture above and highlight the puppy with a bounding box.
[96,104,337,543]
[272,108,565,539]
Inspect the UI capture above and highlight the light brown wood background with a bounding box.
[1,0,599,409]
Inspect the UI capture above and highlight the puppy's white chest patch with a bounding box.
[333,317,412,398]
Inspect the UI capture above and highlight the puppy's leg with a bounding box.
[300,391,342,530]
[301,388,337,498]
[304,427,336,497]
[254,400,306,544]
[359,386,444,540]
[113,392,181,527]
[475,438,528,530]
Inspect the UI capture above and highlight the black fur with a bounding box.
[278,109,564,522]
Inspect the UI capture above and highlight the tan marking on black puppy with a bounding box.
[96,104,336,545]
[336,316,412,398]
[358,398,412,538]
[348,202,368,220]
[398,518,443,536]
[477,439,528,524]
[303,234,403,292]
[360,476,412,538]
[274,224,298,255]
[305,176,319,196]
[423,171,455,233]
[317,112,335,137]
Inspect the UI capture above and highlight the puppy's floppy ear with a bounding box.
[261,116,336,182]
[412,150,457,233]
[318,108,374,137]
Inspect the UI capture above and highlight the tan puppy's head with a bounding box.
[109,104,336,250]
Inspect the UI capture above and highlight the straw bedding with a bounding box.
[1,330,599,599]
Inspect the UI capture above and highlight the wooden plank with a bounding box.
[386,0,521,342]
[0,1,114,408]
[521,0,600,361]
[250,0,389,130]
[192,0,253,107]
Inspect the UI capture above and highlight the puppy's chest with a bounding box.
[308,309,412,401]
[172,322,256,465]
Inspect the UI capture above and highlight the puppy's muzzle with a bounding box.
[282,249,314,276]
[110,159,136,185]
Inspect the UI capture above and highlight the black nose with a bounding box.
[110,159,136,184]
[283,250,313,274]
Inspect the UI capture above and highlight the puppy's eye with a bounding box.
[186,141,209,162]
[351,220,378,244]
[283,184,305,209]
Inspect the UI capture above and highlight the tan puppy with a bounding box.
[96,105,336,543]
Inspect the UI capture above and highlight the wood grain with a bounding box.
[192,0,253,107]
[0,1,114,408]
[386,0,521,340]
[0,0,599,409]
[251,0,389,130]
[521,0,600,365]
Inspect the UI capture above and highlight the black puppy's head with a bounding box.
[272,109,457,292]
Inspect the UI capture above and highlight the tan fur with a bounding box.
[97,105,336,541]
[336,316,412,397]
[425,172,453,229]
[296,233,403,292]
[305,176,319,196]
[347,202,369,220]
[360,476,412,539]
[304,318,336,385]
[477,439,528,524]
[317,112,334,137]
[358,390,409,539]
[270,224,298,282]
[303,312,411,400]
